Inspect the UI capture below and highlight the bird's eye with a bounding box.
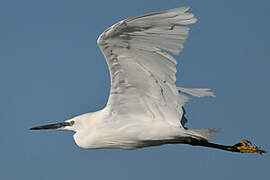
[70,120,75,125]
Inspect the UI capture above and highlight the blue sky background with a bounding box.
[1,0,270,179]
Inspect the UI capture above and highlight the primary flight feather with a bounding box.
[30,7,265,154]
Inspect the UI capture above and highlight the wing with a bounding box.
[97,7,196,127]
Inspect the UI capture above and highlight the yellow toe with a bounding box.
[234,139,266,154]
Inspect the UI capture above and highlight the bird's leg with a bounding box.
[186,138,266,154]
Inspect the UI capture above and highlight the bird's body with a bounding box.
[64,109,208,149]
[70,111,177,149]
[31,7,265,154]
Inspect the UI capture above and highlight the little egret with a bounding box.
[30,7,265,154]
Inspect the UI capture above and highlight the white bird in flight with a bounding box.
[31,6,265,154]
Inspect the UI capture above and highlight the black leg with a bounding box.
[185,138,266,154]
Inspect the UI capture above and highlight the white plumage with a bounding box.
[32,7,217,149]
[98,6,214,128]
[30,7,267,154]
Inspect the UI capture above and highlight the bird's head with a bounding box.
[29,113,94,132]
[30,112,103,149]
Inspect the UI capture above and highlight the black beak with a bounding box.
[30,122,72,130]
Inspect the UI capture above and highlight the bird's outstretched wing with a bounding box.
[98,7,198,127]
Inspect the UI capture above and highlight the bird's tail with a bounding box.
[186,128,217,141]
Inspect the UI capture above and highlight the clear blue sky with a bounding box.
[1,0,269,179]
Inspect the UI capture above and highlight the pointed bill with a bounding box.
[30,121,74,130]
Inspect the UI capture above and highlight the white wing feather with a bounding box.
[97,7,209,128]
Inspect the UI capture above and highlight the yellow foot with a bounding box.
[234,140,266,154]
